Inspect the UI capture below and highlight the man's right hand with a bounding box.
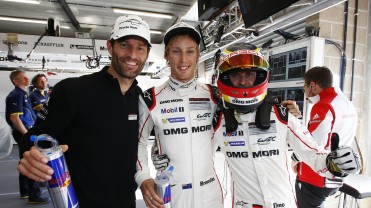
[17,145,68,182]
[140,179,165,208]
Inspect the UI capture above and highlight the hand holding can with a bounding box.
[32,134,79,208]
[154,166,174,208]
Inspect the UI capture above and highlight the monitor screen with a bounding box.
[238,0,300,29]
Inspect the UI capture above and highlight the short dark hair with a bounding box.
[31,74,47,86]
[304,66,333,89]
[9,69,25,85]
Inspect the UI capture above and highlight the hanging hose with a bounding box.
[350,0,359,101]
[340,1,349,91]
[25,31,47,61]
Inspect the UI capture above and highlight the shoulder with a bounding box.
[272,104,289,124]
[141,87,156,109]
[6,89,24,100]
[212,110,224,131]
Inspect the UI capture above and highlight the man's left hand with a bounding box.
[327,146,361,177]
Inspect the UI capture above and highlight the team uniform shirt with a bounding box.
[29,89,49,110]
[27,66,141,208]
[5,87,36,129]
[297,87,358,188]
[136,77,223,208]
[213,104,333,208]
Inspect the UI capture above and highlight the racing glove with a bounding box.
[151,140,170,172]
[326,146,361,177]
[326,134,361,177]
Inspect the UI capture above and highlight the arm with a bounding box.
[10,114,27,135]
[18,79,76,181]
[135,96,164,207]
[33,104,44,112]
[286,112,359,178]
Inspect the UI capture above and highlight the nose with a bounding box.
[127,47,136,58]
[239,74,249,86]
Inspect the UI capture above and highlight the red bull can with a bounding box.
[32,134,79,208]
[154,175,171,208]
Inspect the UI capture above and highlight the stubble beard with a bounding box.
[111,50,145,80]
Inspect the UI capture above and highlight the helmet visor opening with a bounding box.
[218,51,269,73]
[220,67,267,88]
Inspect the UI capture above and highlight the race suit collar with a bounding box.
[168,77,197,97]
[307,87,335,104]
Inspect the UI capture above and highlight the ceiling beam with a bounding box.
[57,0,81,30]
[199,0,346,63]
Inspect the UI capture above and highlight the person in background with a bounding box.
[136,22,223,208]
[17,15,151,208]
[30,74,49,112]
[0,116,13,159]
[294,66,359,208]
[5,69,50,204]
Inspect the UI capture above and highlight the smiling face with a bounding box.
[107,35,149,80]
[165,35,200,83]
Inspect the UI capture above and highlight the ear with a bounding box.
[106,40,113,56]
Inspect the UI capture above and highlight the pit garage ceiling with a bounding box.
[0,0,197,44]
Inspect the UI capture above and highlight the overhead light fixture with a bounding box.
[59,25,70,29]
[112,8,172,19]
[150,30,162,34]
[2,0,40,4]
[0,16,46,24]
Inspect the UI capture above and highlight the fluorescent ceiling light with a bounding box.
[60,26,70,29]
[150,30,162,34]
[2,0,40,4]
[0,16,46,24]
[112,8,172,19]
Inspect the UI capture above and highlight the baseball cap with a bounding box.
[110,15,152,47]
[163,22,201,47]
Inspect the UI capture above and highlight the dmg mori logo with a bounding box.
[163,127,188,135]
[226,151,248,158]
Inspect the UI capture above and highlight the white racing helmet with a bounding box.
[216,43,269,112]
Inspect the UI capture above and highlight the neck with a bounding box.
[107,66,135,95]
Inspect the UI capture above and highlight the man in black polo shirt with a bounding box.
[17,15,152,208]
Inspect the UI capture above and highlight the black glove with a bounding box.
[326,134,361,177]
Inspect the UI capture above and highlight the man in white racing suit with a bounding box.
[212,44,360,208]
[152,43,360,208]
[135,22,223,208]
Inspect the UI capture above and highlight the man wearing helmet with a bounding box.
[136,22,223,208]
[211,43,360,207]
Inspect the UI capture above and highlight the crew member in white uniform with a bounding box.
[136,22,223,208]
